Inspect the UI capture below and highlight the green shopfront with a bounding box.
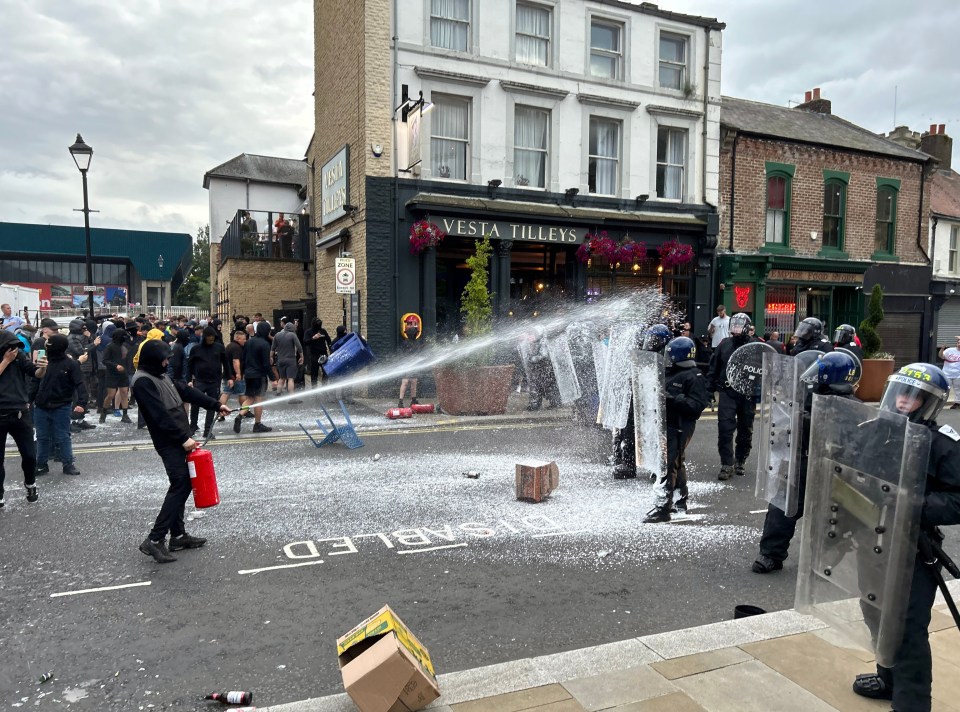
[716,254,867,339]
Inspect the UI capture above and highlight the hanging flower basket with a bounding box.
[409,220,446,255]
[660,238,694,268]
[576,232,647,267]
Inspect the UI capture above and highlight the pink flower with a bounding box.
[409,220,446,255]
[660,238,694,268]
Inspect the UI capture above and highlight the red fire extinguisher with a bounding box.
[187,448,220,508]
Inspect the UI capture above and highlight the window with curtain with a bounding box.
[950,225,959,273]
[514,106,548,188]
[823,180,845,248]
[765,175,789,244]
[589,20,622,79]
[659,32,687,90]
[431,95,470,180]
[656,127,686,200]
[516,2,550,66]
[874,185,897,254]
[430,0,470,52]
[588,117,620,195]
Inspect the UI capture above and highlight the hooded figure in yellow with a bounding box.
[134,329,167,370]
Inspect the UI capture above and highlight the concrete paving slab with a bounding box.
[639,619,767,660]
[524,701,587,712]
[650,647,753,680]
[674,660,839,712]
[738,609,827,639]
[932,628,960,669]
[607,691,707,712]
[809,628,875,663]
[930,609,957,633]
[933,657,960,712]
[563,665,677,711]
[426,659,543,707]
[739,633,878,711]
[450,684,572,712]
[527,639,663,686]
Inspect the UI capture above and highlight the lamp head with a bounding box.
[488,179,502,189]
[565,187,579,198]
[69,133,93,172]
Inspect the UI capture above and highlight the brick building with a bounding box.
[718,91,935,364]
[308,0,725,356]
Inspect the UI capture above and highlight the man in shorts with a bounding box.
[235,321,272,433]
[220,330,248,421]
[270,320,304,404]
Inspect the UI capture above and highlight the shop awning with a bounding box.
[406,193,707,228]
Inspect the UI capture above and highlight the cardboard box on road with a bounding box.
[337,605,440,712]
[515,460,559,502]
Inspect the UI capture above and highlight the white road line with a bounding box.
[50,581,152,598]
[749,509,769,514]
[532,530,590,538]
[238,560,325,575]
[397,543,468,554]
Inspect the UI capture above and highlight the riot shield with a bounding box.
[592,340,609,424]
[725,342,777,397]
[795,396,930,668]
[546,333,582,405]
[517,337,538,389]
[631,350,666,481]
[755,352,803,516]
[598,324,641,430]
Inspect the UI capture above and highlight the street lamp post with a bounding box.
[68,134,95,321]
[158,255,165,317]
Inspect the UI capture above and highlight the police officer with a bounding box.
[752,351,860,573]
[643,336,709,523]
[832,323,864,363]
[851,363,960,712]
[707,312,758,480]
[612,324,670,479]
[791,317,832,355]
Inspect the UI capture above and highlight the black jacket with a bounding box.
[706,334,758,392]
[303,327,332,357]
[187,341,233,383]
[244,322,273,379]
[103,339,133,376]
[791,338,833,356]
[35,357,87,410]
[66,321,95,375]
[922,422,960,528]
[0,331,40,411]
[665,365,709,428]
[133,373,221,449]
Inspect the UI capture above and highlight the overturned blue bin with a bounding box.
[323,333,376,379]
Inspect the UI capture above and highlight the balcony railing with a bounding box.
[221,209,310,263]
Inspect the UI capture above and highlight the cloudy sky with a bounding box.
[1,0,958,238]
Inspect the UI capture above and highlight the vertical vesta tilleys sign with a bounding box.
[321,145,350,227]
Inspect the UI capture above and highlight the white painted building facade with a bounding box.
[394,0,723,207]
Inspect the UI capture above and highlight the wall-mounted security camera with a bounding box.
[372,143,383,157]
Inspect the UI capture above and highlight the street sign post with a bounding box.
[335,258,356,295]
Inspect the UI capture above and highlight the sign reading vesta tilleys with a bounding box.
[434,216,586,245]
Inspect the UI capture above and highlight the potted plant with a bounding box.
[857,284,896,401]
[434,235,515,415]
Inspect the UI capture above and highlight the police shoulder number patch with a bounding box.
[939,424,960,442]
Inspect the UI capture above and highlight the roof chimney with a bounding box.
[795,88,832,115]
[921,124,952,171]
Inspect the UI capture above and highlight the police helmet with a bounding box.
[794,317,823,342]
[643,324,672,352]
[666,336,697,367]
[879,363,950,424]
[832,323,856,346]
[800,351,861,386]
[729,312,752,336]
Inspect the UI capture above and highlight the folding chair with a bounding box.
[299,399,364,449]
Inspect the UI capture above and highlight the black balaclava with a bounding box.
[312,318,323,331]
[335,325,347,338]
[46,334,69,361]
[255,321,272,339]
[112,329,128,344]
[175,330,191,346]
[203,326,218,345]
[138,340,170,377]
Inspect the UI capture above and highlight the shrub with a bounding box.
[858,284,884,358]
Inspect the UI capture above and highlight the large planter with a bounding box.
[434,365,514,416]
[858,358,896,402]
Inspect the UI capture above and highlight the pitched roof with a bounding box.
[931,169,960,219]
[203,153,307,189]
[721,96,930,162]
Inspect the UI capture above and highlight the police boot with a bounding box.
[735,460,747,476]
[673,489,688,513]
[612,437,636,479]
[717,465,735,480]
[751,555,783,574]
[643,505,671,524]
[852,673,893,701]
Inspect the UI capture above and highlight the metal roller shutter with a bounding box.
[937,299,960,346]
[877,313,921,368]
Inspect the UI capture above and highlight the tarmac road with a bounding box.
[4,410,950,711]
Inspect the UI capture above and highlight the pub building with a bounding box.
[395,181,719,342]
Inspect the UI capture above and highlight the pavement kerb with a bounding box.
[262,581,960,711]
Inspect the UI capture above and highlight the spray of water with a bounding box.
[255,289,681,410]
